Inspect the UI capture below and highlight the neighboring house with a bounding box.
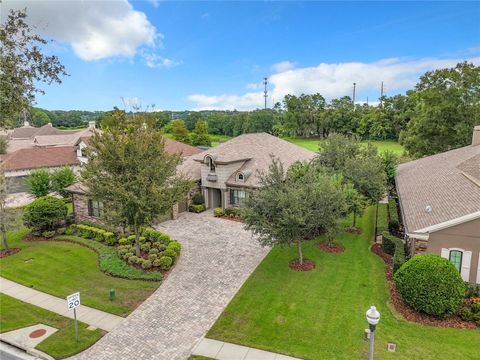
[0,122,97,193]
[1,146,81,193]
[67,137,202,224]
[395,126,480,283]
[179,132,316,209]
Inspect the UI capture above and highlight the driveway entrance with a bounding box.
[74,211,269,360]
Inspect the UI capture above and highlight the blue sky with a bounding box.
[3,1,480,111]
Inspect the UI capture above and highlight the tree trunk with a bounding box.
[134,226,141,257]
[297,240,303,265]
[1,227,9,251]
[353,208,357,227]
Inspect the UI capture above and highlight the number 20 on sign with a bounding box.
[66,292,80,341]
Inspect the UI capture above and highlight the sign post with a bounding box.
[67,292,80,342]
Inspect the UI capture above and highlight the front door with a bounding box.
[209,188,222,208]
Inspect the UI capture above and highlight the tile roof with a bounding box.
[189,133,316,186]
[1,146,80,171]
[396,144,480,233]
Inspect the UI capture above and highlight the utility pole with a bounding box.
[263,77,268,109]
[380,81,384,108]
[352,82,356,111]
[366,96,369,106]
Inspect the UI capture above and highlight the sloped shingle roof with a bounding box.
[1,146,80,171]
[396,144,480,233]
[164,138,202,157]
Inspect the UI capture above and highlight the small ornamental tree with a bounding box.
[242,158,347,266]
[51,166,76,197]
[26,168,51,198]
[343,181,367,227]
[82,113,193,256]
[394,254,465,318]
[23,196,67,232]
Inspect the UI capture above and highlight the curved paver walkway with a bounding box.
[73,211,269,360]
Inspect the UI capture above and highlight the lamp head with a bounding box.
[366,306,380,326]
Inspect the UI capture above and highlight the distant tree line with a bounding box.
[27,62,479,158]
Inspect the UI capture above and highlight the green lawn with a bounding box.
[0,293,103,359]
[208,206,479,360]
[0,229,160,316]
[284,137,405,155]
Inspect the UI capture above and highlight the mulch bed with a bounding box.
[23,234,52,242]
[289,259,316,271]
[0,248,21,258]
[371,243,477,329]
[344,227,363,235]
[317,243,345,253]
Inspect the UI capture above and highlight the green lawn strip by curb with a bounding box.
[0,293,103,360]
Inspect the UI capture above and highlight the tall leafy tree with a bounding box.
[400,62,480,157]
[191,120,212,146]
[171,120,191,144]
[82,113,193,256]
[0,9,67,128]
[242,158,347,266]
[317,133,361,171]
[51,167,76,198]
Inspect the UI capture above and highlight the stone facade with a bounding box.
[71,193,103,225]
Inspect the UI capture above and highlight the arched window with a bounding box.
[238,173,244,181]
[449,250,463,273]
[206,156,215,172]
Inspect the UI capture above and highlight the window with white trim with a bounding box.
[449,250,463,273]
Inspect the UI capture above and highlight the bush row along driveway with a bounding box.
[73,211,270,360]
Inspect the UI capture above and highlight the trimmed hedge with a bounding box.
[224,207,241,217]
[388,199,400,233]
[382,232,405,273]
[394,254,465,318]
[189,204,206,213]
[376,203,388,235]
[56,235,162,281]
[71,224,115,244]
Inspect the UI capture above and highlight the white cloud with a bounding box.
[142,51,181,68]
[271,60,295,73]
[148,0,160,8]
[1,0,175,65]
[188,56,480,110]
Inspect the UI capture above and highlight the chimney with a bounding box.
[473,125,480,146]
[88,121,96,130]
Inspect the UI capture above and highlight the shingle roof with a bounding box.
[10,123,63,139]
[1,146,80,171]
[164,138,202,157]
[33,129,94,147]
[189,133,316,186]
[396,144,480,233]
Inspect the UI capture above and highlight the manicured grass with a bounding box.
[284,137,405,155]
[208,206,480,360]
[210,134,232,146]
[0,229,160,316]
[187,356,215,360]
[0,293,103,359]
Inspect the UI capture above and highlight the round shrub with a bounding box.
[140,243,151,253]
[153,243,166,251]
[192,192,205,205]
[141,259,152,269]
[128,255,139,265]
[163,248,177,260]
[23,196,67,231]
[158,256,173,270]
[394,254,465,317]
[152,259,161,267]
[149,248,159,255]
[167,240,181,255]
[148,253,158,262]
[213,207,224,217]
[124,252,134,260]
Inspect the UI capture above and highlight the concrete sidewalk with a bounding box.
[0,277,123,332]
[192,338,302,360]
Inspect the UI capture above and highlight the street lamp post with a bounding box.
[366,306,380,360]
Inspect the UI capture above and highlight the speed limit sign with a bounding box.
[67,292,81,310]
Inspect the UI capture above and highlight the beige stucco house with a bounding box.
[178,132,316,209]
[395,126,480,283]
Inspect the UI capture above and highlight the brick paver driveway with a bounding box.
[74,212,269,360]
